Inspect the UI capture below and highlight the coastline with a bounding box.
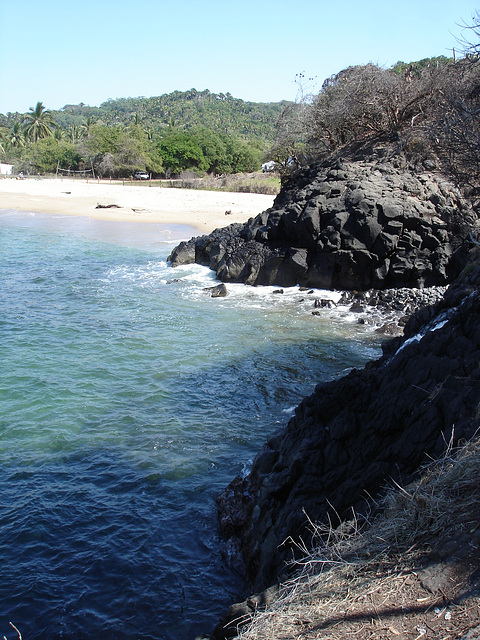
[0,177,275,233]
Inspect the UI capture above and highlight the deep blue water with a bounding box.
[0,210,382,640]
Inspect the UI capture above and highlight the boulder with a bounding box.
[168,158,480,291]
[204,283,228,297]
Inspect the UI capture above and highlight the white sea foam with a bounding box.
[178,273,349,316]
[105,257,396,340]
[241,460,253,478]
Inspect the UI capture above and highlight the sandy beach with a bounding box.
[0,177,275,233]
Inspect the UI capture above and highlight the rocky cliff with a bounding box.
[168,154,480,638]
[216,257,480,593]
[169,156,479,290]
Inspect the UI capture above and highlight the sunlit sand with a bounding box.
[0,177,275,233]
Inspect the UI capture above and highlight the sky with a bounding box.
[0,0,478,115]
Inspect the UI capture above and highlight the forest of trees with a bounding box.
[2,12,479,185]
[0,90,289,178]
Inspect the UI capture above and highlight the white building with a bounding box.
[0,163,13,175]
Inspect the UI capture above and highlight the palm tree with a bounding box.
[145,126,155,141]
[80,116,95,138]
[23,101,55,142]
[63,123,80,143]
[54,127,66,141]
[0,128,6,159]
[8,122,25,149]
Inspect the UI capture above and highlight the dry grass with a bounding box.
[56,172,281,195]
[233,434,480,640]
[156,171,281,195]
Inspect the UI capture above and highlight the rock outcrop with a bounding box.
[217,257,480,592]
[173,154,480,636]
[169,157,479,290]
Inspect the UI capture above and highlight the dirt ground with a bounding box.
[304,544,480,640]
[224,441,480,640]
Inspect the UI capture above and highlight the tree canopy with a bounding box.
[23,101,55,143]
[3,15,480,188]
[0,90,284,177]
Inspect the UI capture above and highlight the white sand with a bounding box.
[0,177,275,233]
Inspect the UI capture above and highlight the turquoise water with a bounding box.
[0,210,381,640]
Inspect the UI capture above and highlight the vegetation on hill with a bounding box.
[1,17,479,191]
[51,89,288,139]
[272,20,480,190]
[0,91,289,179]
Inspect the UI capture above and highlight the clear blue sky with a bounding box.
[0,0,478,115]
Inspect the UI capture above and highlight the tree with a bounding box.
[305,61,450,156]
[191,126,229,174]
[23,101,55,142]
[428,60,480,186]
[455,10,480,61]
[224,137,262,173]
[16,137,81,174]
[392,56,452,76]
[268,102,308,179]
[156,130,207,176]
[417,15,480,186]
[8,122,25,149]
[0,129,6,159]
[80,116,96,139]
[77,123,159,178]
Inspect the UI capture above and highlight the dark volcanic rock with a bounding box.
[169,159,480,290]
[204,283,228,297]
[217,258,480,592]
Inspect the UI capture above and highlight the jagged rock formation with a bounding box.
[173,154,480,637]
[216,258,480,592]
[169,157,479,290]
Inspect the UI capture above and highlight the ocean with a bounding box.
[0,209,382,640]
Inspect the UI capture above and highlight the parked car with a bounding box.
[261,160,276,173]
[134,171,150,180]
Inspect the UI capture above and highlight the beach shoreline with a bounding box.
[0,177,275,233]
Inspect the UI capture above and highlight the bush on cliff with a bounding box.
[271,17,480,189]
[306,57,480,185]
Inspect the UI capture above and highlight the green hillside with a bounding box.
[2,90,290,143]
[0,90,290,178]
